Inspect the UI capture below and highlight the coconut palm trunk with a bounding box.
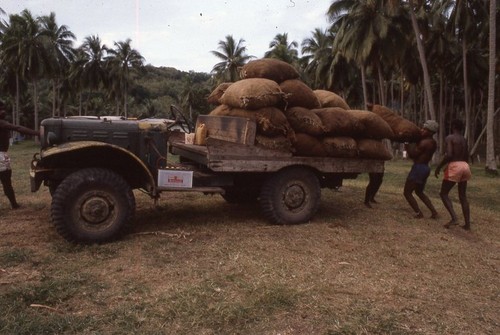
[33,81,39,130]
[361,66,368,110]
[485,0,497,173]
[462,39,471,143]
[408,0,436,121]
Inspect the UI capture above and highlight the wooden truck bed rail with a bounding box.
[169,115,385,174]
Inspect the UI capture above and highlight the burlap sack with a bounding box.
[279,79,321,109]
[255,107,292,137]
[209,105,291,137]
[368,104,421,142]
[207,82,232,105]
[357,139,393,160]
[293,133,327,157]
[348,110,394,140]
[255,134,294,153]
[314,107,363,137]
[313,90,350,109]
[322,136,358,158]
[219,78,285,110]
[240,58,299,83]
[284,106,325,136]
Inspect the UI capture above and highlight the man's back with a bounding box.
[446,133,468,162]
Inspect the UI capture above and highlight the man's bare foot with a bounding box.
[370,199,378,204]
[414,211,424,219]
[430,212,439,219]
[364,202,372,208]
[461,224,470,231]
[444,220,458,228]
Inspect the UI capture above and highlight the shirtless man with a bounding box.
[435,119,471,230]
[403,120,439,219]
[0,101,39,209]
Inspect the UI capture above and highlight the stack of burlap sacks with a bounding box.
[204,58,421,160]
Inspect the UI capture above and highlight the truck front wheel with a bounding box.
[259,167,321,224]
[51,168,135,243]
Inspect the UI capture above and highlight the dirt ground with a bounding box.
[0,159,499,334]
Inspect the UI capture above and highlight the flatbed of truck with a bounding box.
[170,137,385,173]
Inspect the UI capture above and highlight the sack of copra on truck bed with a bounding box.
[292,133,327,157]
[284,106,325,136]
[357,138,393,160]
[255,134,294,153]
[348,110,394,140]
[240,58,299,83]
[207,82,232,105]
[219,78,286,110]
[322,136,358,158]
[210,105,292,137]
[314,107,363,137]
[279,79,321,109]
[368,104,421,142]
[313,90,350,110]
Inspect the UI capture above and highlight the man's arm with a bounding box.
[15,125,39,136]
[435,136,452,177]
[0,120,39,136]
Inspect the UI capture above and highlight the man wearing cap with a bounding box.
[403,120,439,219]
[0,101,39,209]
[434,119,471,230]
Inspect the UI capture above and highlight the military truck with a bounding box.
[30,106,385,244]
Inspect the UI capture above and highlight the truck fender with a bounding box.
[33,141,156,193]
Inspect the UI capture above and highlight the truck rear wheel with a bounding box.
[51,168,135,243]
[259,167,321,224]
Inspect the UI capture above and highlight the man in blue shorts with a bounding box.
[403,120,439,219]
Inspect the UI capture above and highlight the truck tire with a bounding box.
[48,181,60,196]
[259,167,321,224]
[51,168,135,243]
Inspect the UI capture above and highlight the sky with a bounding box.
[2,0,333,73]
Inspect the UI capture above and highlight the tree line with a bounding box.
[0,1,498,173]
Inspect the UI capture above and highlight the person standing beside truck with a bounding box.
[403,120,439,219]
[0,100,39,209]
[434,119,471,230]
[364,172,384,208]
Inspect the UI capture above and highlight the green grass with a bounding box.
[0,140,499,335]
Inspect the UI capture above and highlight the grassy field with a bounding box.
[0,141,499,335]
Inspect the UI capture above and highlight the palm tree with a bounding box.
[2,10,48,131]
[265,33,299,65]
[79,35,108,114]
[210,35,253,83]
[328,0,394,109]
[39,12,76,117]
[485,0,497,174]
[301,28,333,89]
[0,10,20,125]
[105,38,144,117]
[424,1,457,151]
[447,0,489,144]
[0,7,6,30]
[404,0,437,120]
[67,48,89,115]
